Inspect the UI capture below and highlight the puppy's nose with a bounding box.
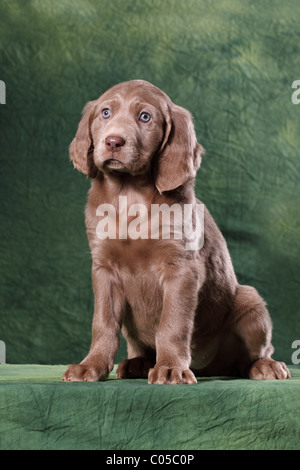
[105,135,125,152]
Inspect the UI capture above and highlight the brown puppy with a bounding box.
[62,80,290,384]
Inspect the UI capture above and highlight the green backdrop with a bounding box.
[0,0,299,366]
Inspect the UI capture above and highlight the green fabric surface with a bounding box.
[0,364,299,450]
[0,0,300,369]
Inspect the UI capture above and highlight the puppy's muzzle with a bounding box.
[104,158,127,172]
[103,135,128,172]
[105,135,126,153]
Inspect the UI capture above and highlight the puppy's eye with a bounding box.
[102,108,111,119]
[139,112,151,123]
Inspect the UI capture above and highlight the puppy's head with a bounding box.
[70,80,205,192]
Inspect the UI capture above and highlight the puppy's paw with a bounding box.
[148,365,197,385]
[62,363,109,382]
[116,357,154,379]
[249,358,290,380]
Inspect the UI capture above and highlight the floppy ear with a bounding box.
[69,100,98,178]
[155,104,205,193]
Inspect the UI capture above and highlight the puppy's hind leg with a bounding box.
[116,333,155,379]
[116,357,155,379]
[231,285,290,380]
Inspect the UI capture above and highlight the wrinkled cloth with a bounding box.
[0,364,299,450]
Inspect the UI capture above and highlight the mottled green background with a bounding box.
[0,0,299,365]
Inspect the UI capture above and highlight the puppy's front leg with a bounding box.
[62,266,123,382]
[148,267,201,385]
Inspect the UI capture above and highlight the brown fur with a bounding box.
[62,80,290,384]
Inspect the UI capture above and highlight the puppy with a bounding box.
[62,80,290,384]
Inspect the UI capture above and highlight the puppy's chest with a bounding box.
[122,266,163,316]
[106,239,168,319]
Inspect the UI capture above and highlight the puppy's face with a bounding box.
[70,80,204,193]
[91,84,166,175]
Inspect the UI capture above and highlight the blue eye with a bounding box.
[102,108,111,119]
[139,112,151,123]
